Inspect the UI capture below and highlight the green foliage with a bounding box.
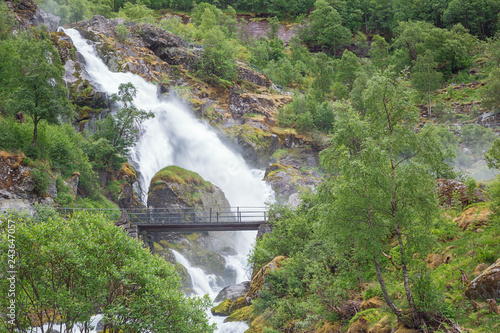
[369,35,390,68]
[31,162,51,196]
[94,82,154,157]
[393,21,479,76]
[197,25,238,85]
[299,0,352,51]
[481,68,500,112]
[117,1,155,19]
[0,209,215,332]
[0,2,14,40]
[0,118,102,199]
[411,49,443,113]
[115,23,130,42]
[277,94,335,133]
[5,28,72,147]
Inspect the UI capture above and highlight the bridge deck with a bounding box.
[128,207,268,232]
[1,207,269,232]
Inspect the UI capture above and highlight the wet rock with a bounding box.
[257,223,272,239]
[229,90,278,121]
[215,281,251,302]
[264,163,320,204]
[211,299,234,316]
[465,258,500,300]
[132,24,196,67]
[32,8,60,32]
[222,123,280,168]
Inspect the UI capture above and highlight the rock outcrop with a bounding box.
[465,258,500,300]
[436,179,486,207]
[264,147,321,205]
[6,0,60,32]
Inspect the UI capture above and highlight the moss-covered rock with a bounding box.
[245,315,266,333]
[224,304,255,323]
[246,256,287,301]
[392,322,419,333]
[347,309,382,333]
[190,251,228,277]
[174,262,192,291]
[360,296,385,310]
[147,165,230,210]
[211,299,234,316]
[316,321,342,332]
[453,206,491,231]
[368,315,393,333]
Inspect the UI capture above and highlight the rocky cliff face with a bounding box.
[58,15,319,174]
[6,0,60,33]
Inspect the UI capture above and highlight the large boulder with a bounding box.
[147,165,230,210]
[465,258,500,300]
[215,281,251,302]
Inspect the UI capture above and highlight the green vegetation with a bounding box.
[0,208,215,332]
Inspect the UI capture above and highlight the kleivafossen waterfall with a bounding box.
[64,28,274,332]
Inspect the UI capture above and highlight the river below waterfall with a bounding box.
[64,28,273,332]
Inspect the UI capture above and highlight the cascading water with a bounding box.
[64,28,273,332]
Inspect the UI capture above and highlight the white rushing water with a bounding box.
[64,28,273,332]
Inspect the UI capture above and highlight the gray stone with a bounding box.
[214,281,251,302]
[465,258,500,300]
[32,8,60,32]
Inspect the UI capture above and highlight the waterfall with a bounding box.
[64,28,273,332]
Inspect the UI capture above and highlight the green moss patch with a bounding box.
[211,299,234,316]
[151,166,213,191]
[224,305,255,323]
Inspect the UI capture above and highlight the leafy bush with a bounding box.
[31,165,50,196]
[0,209,215,332]
[115,24,129,42]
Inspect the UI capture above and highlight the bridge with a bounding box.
[1,206,270,232]
[125,207,269,232]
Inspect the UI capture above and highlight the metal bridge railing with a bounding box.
[1,207,269,225]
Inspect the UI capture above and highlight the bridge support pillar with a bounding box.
[257,223,272,239]
[139,229,154,252]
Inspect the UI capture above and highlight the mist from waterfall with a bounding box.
[64,28,273,332]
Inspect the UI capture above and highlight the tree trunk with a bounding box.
[373,253,402,318]
[367,203,402,319]
[32,116,38,147]
[396,226,420,326]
